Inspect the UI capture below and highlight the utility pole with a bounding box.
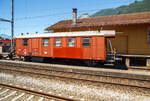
[0,0,14,58]
[134,0,137,3]
[11,0,14,53]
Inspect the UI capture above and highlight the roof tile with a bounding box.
[45,12,150,31]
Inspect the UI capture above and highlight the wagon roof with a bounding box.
[45,12,150,31]
[14,30,115,39]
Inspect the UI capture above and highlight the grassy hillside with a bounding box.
[91,0,150,17]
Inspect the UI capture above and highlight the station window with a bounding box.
[148,29,150,44]
[82,38,90,46]
[55,38,61,47]
[43,39,49,47]
[68,38,75,47]
[49,30,54,33]
[23,39,28,46]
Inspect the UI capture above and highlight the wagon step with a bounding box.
[106,59,115,63]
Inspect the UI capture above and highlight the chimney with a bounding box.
[72,8,77,24]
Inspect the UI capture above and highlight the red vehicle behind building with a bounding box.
[0,40,11,59]
[0,40,11,53]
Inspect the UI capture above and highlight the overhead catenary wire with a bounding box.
[0,0,134,35]
[1,0,133,23]
[34,0,133,12]
[15,0,133,21]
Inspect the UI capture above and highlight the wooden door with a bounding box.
[106,35,128,54]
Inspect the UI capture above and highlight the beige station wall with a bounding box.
[53,24,150,55]
[0,46,2,53]
[124,25,150,55]
[104,24,150,55]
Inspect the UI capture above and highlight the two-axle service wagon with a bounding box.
[15,30,126,69]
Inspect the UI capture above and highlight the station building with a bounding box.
[45,9,150,68]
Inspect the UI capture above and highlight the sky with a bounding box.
[0,0,136,36]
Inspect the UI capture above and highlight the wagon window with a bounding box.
[148,29,150,44]
[82,38,90,46]
[23,39,28,46]
[43,39,49,47]
[55,38,61,47]
[68,38,75,47]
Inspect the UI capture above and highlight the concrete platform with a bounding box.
[0,60,150,81]
[0,53,9,58]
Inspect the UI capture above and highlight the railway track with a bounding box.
[0,61,150,89]
[0,60,150,101]
[0,84,77,101]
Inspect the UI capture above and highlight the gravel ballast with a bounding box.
[0,70,150,101]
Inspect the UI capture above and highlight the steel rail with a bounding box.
[0,67,150,90]
[0,62,150,82]
[0,83,78,101]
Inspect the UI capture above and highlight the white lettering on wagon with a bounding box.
[23,49,27,55]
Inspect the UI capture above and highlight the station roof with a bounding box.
[45,12,150,31]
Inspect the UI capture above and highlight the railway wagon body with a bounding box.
[0,40,11,53]
[0,40,11,59]
[15,31,116,64]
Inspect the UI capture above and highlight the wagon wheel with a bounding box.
[114,61,128,70]
[84,60,97,67]
[24,56,31,62]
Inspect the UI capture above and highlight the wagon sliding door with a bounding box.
[92,37,105,60]
[82,37,105,60]
[41,38,51,57]
[31,38,39,56]
[82,37,92,60]
[65,37,81,59]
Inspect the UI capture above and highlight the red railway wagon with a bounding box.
[0,40,11,43]
[0,40,11,53]
[15,30,125,68]
[0,40,11,59]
